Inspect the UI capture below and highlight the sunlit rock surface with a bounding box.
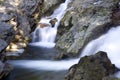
[0,0,62,79]
[0,0,63,53]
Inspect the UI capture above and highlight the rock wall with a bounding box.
[0,0,63,79]
[55,0,119,58]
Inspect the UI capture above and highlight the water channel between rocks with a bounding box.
[6,0,120,79]
[7,0,72,80]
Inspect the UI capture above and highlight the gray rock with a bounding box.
[0,39,7,52]
[0,13,11,22]
[0,0,64,79]
[0,62,13,79]
[0,22,14,51]
[55,0,119,58]
[65,51,117,80]
[102,76,119,80]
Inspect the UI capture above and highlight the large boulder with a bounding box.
[65,51,117,80]
[55,0,119,58]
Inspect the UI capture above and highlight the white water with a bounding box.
[8,59,79,71]
[9,26,120,72]
[80,26,120,69]
[29,0,71,48]
[8,0,120,77]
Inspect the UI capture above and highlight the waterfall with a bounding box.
[8,59,79,71]
[9,26,120,72]
[80,26,120,69]
[29,0,71,48]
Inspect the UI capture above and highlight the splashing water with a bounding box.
[29,0,71,48]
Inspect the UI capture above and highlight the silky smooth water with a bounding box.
[9,26,120,78]
[81,26,120,69]
[8,0,120,78]
[7,0,73,80]
[29,0,71,48]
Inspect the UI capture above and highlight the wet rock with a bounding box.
[49,18,58,27]
[42,0,64,16]
[0,21,14,79]
[0,0,64,79]
[65,51,117,80]
[38,23,51,28]
[3,0,64,52]
[0,62,13,79]
[55,0,119,58]
[102,76,119,80]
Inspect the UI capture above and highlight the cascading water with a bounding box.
[80,26,120,69]
[9,26,120,73]
[8,0,78,71]
[29,0,71,48]
[8,0,120,78]
[80,26,120,78]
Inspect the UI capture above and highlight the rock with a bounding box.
[49,18,58,27]
[102,76,119,80]
[3,0,64,52]
[0,61,5,74]
[0,13,11,22]
[0,22,14,52]
[0,62,13,79]
[0,39,7,53]
[65,51,117,80]
[0,0,64,79]
[55,0,119,58]
[38,23,51,28]
[42,0,64,16]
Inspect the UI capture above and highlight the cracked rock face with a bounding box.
[55,0,119,58]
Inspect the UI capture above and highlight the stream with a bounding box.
[6,0,120,79]
[7,0,72,80]
[8,46,67,80]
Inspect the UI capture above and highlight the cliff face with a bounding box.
[0,0,62,79]
[55,0,119,58]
